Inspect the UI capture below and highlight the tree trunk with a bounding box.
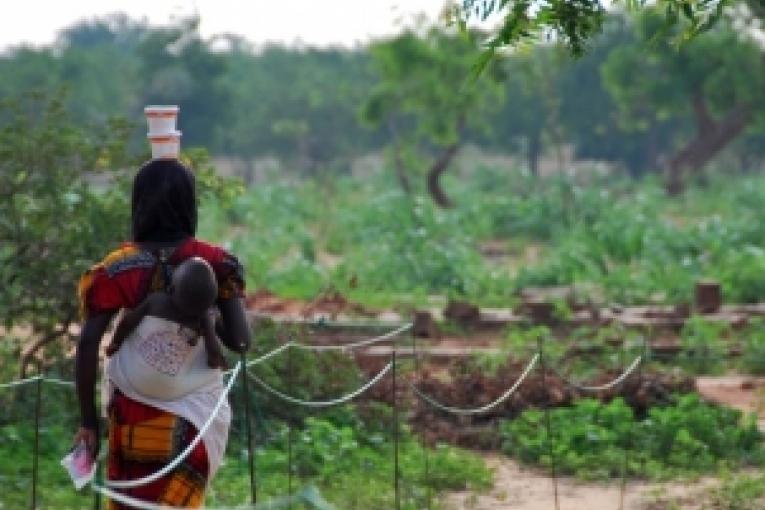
[664,95,751,195]
[527,132,541,177]
[20,323,72,377]
[388,119,412,194]
[426,142,460,208]
[426,116,465,208]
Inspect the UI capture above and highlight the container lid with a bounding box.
[144,105,179,115]
[147,130,182,141]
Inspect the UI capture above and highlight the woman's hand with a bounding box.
[73,426,99,458]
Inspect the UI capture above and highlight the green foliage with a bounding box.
[704,471,765,509]
[201,174,516,305]
[678,316,728,375]
[2,11,764,181]
[500,395,763,481]
[199,166,765,308]
[0,397,491,509]
[739,318,765,375]
[458,0,741,57]
[0,91,241,371]
[0,91,136,339]
[362,27,505,204]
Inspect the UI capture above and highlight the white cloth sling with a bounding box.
[104,316,231,478]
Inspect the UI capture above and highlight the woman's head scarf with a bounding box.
[131,159,197,242]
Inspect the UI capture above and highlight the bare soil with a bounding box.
[695,375,765,429]
[444,455,723,510]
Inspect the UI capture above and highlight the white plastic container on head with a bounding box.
[144,105,179,135]
[149,131,182,159]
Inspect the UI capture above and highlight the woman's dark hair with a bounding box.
[131,159,197,242]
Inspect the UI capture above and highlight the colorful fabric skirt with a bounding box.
[108,391,209,509]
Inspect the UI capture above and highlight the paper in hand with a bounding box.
[60,440,96,490]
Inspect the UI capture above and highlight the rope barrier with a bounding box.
[0,321,654,510]
[93,483,332,510]
[43,377,76,387]
[91,483,259,510]
[0,375,42,390]
[103,361,242,490]
[553,356,642,392]
[410,354,539,415]
[247,362,392,408]
[290,323,412,351]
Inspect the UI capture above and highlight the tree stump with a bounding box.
[443,300,480,327]
[523,298,555,325]
[695,280,722,314]
[413,311,439,338]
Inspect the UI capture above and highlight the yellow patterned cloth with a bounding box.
[107,391,209,509]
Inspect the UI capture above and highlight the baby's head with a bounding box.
[170,257,218,318]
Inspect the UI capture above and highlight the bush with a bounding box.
[678,316,729,375]
[740,318,765,375]
[500,395,763,481]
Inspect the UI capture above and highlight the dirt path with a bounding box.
[696,375,765,429]
[443,455,719,510]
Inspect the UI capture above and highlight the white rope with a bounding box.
[43,376,76,387]
[92,483,327,510]
[248,362,392,408]
[247,342,293,366]
[220,323,410,378]
[556,355,642,392]
[290,323,412,351]
[0,375,42,389]
[411,354,540,415]
[103,361,242,489]
[91,483,255,510]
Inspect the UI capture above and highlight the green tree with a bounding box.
[218,45,380,175]
[477,48,552,176]
[601,11,765,192]
[555,15,681,177]
[362,28,504,206]
[136,17,232,148]
[0,91,241,375]
[455,0,755,56]
[0,92,136,374]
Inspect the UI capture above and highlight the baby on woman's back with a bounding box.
[106,256,227,369]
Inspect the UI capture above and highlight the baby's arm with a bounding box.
[201,310,227,368]
[105,297,154,356]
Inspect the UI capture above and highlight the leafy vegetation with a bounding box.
[740,319,765,375]
[456,0,755,56]
[0,92,241,374]
[500,395,763,481]
[3,5,765,508]
[197,168,765,309]
[2,10,764,191]
[0,394,491,510]
[678,316,729,375]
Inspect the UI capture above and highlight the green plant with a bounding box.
[679,316,729,375]
[704,471,765,510]
[740,318,765,375]
[500,395,763,481]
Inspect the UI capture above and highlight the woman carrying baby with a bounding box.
[73,158,250,508]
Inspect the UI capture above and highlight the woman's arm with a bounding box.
[74,311,115,455]
[215,297,251,353]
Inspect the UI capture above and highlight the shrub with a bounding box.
[500,395,763,480]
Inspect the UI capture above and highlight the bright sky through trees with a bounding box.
[0,0,456,51]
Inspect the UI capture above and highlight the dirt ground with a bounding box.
[695,375,765,426]
[443,455,726,510]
